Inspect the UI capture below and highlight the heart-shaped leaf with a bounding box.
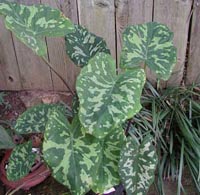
[92,129,125,193]
[43,109,101,195]
[0,1,74,56]
[6,141,36,181]
[119,135,158,195]
[0,126,15,149]
[15,104,67,134]
[120,22,177,80]
[65,24,110,67]
[76,53,146,138]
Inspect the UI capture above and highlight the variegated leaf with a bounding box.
[72,95,79,116]
[92,128,126,193]
[0,1,74,56]
[119,135,158,195]
[76,53,146,138]
[0,125,15,149]
[120,22,177,80]
[65,24,110,67]
[6,141,36,181]
[43,109,101,195]
[15,104,67,134]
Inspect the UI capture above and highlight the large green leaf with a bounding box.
[15,104,66,134]
[0,1,74,56]
[0,125,15,149]
[92,129,125,193]
[120,22,177,80]
[76,53,146,138]
[119,135,158,195]
[43,109,101,195]
[6,141,36,181]
[65,24,110,67]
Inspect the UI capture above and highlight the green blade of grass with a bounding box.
[177,139,185,195]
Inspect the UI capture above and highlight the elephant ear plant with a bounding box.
[0,1,177,195]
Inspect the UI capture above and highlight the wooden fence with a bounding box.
[0,0,200,91]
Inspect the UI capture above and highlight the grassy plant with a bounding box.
[129,82,200,194]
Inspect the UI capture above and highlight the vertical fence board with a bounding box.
[13,39,53,90]
[154,0,192,87]
[0,0,200,90]
[77,0,116,59]
[11,0,53,90]
[41,0,80,91]
[187,3,200,85]
[0,18,22,90]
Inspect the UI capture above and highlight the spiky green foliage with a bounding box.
[131,82,200,194]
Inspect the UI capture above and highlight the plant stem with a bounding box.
[41,57,75,96]
[125,119,133,136]
[177,139,185,195]
[6,183,25,195]
[6,169,50,195]
[144,63,147,70]
[156,79,160,91]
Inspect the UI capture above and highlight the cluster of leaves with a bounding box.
[0,1,177,195]
[0,104,68,179]
[130,82,200,194]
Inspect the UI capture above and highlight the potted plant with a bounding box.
[0,125,51,193]
[0,1,177,194]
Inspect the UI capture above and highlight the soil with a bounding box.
[0,91,199,195]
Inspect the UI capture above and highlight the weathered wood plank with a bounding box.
[77,0,116,59]
[0,0,197,90]
[154,0,192,87]
[41,0,80,91]
[11,0,53,90]
[187,2,200,85]
[0,17,22,90]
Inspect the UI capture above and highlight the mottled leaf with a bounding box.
[0,125,15,149]
[76,53,146,138]
[119,135,158,195]
[43,109,101,195]
[72,95,79,116]
[120,22,177,80]
[92,129,125,194]
[6,141,36,181]
[15,104,67,134]
[65,24,110,67]
[0,1,74,56]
